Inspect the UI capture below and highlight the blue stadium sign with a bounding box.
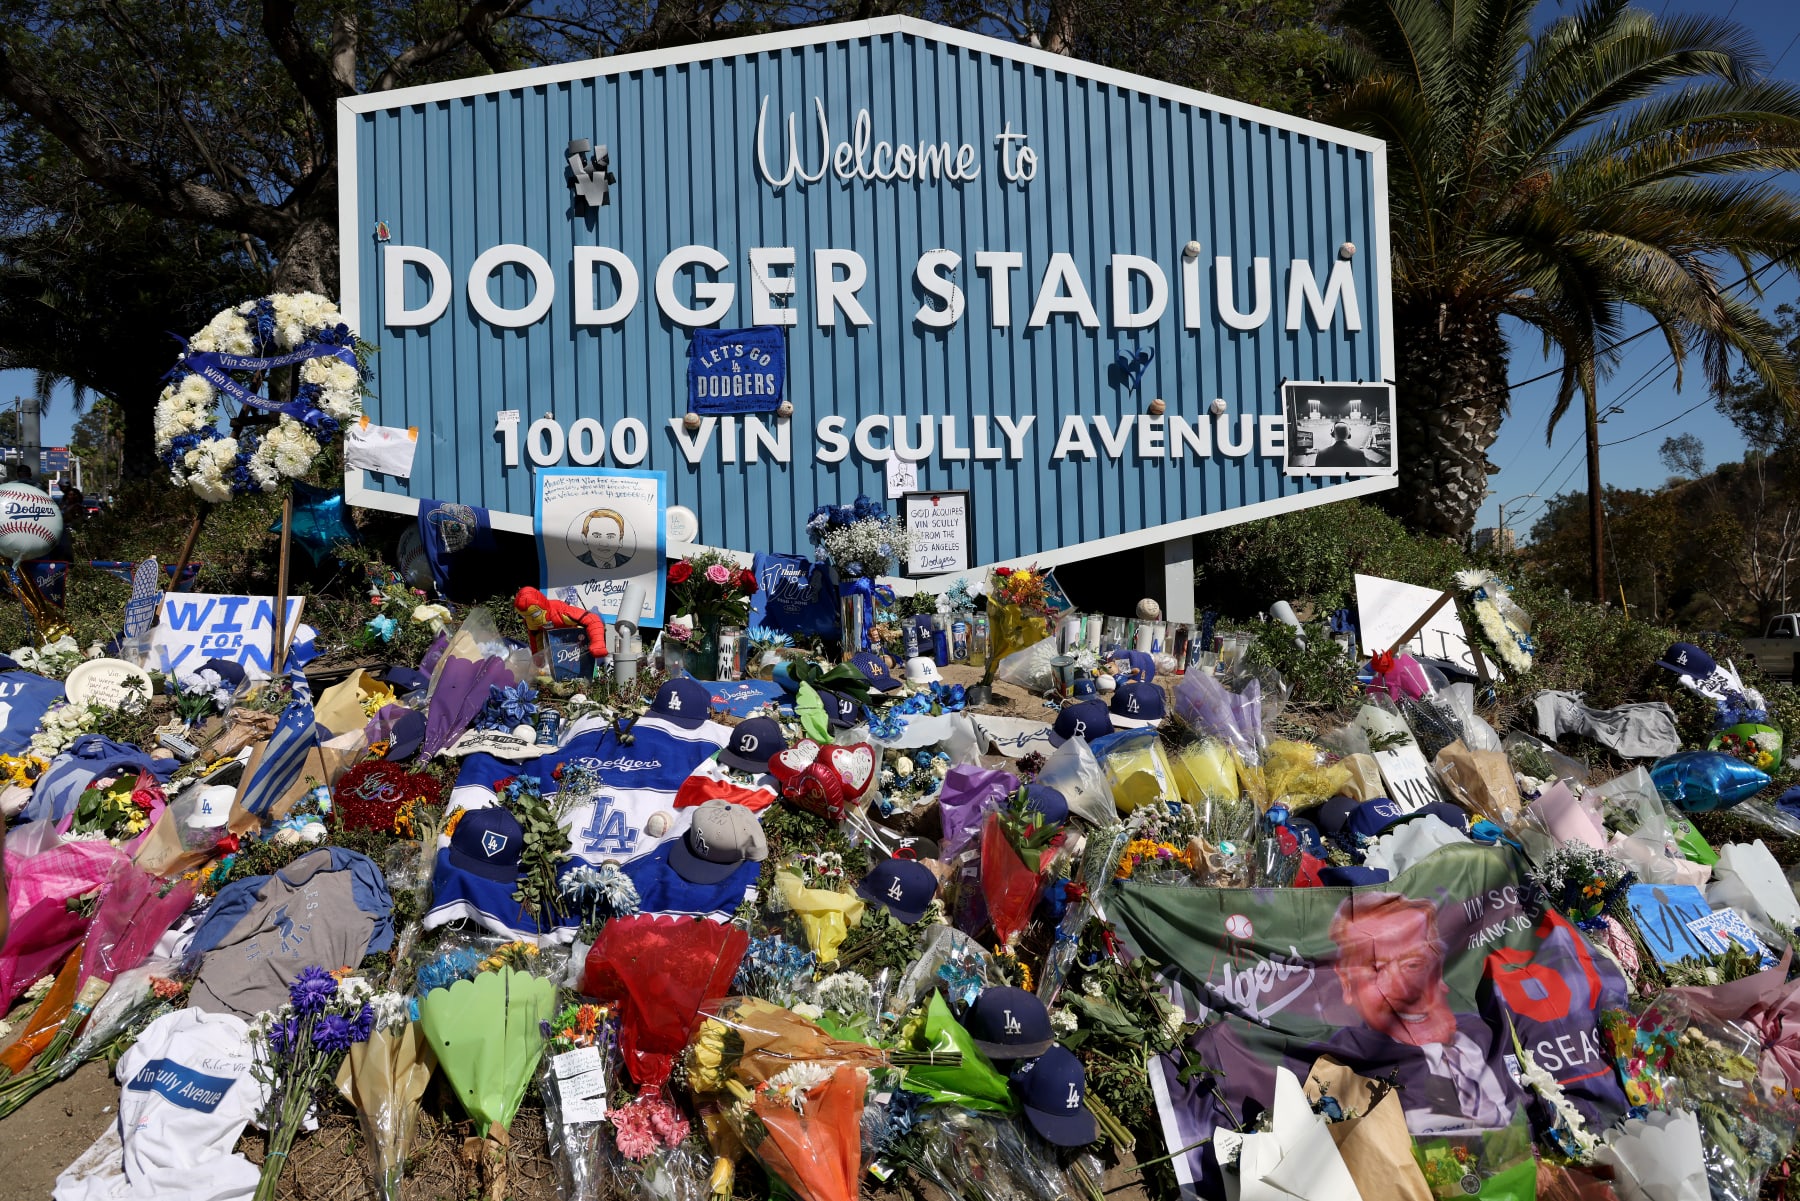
[339,17,1394,577]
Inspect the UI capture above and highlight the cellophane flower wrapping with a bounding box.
[334,984,432,1201]
[582,914,750,1087]
[537,1002,623,1201]
[889,1108,1070,1201]
[724,1062,870,1201]
[685,996,888,1095]
[0,831,126,1008]
[980,812,1043,948]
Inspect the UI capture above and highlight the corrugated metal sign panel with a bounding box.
[340,17,1393,573]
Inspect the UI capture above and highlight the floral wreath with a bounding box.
[155,292,366,502]
[1457,568,1535,673]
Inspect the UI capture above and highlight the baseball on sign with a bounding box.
[0,483,62,563]
[1223,914,1254,940]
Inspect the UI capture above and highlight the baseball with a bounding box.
[1224,913,1254,940]
[0,483,62,562]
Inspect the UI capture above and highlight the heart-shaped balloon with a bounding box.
[822,743,875,797]
[783,761,848,820]
[769,739,822,785]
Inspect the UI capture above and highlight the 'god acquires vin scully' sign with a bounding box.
[339,17,1393,575]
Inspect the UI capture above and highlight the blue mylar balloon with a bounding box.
[1651,751,1771,813]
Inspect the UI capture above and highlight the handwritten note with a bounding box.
[903,491,971,575]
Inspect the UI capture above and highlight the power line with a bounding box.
[1599,394,1715,447]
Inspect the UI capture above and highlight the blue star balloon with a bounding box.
[273,482,358,565]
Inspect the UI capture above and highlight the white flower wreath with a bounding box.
[1457,568,1535,673]
[154,292,366,502]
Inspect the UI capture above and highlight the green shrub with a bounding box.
[1242,620,1360,710]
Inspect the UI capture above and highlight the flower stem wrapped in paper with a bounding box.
[686,997,890,1094]
[534,1001,621,1201]
[335,988,433,1201]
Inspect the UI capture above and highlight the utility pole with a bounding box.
[1585,389,1605,603]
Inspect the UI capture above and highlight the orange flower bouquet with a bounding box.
[727,1063,869,1201]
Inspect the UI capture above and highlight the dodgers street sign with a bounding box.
[339,17,1393,578]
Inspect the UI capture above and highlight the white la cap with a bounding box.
[905,656,943,685]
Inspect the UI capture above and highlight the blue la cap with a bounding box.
[1318,864,1392,887]
[1345,797,1411,842]
[1108,649,1157,683]
[817,688,863,731]
[448,807,525,883]
[1286,816,1325,858]
[1024,784,1069,827]
[1657,642,1717,680]
[383,665,430,694]
[1109,681,1166,726]
[1071,676,1098,700]
[1411,801,1469,834]
[719,716,785,773]
[382,708,426,762]
[1051,699,1113,746]
[850,650,902,692]
[854,857,939,924]
[651,677,713,729]
[1013,1045,1096,1146]
[967,986,1054,1060]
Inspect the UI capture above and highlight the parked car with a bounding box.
[1741,614,1800,679]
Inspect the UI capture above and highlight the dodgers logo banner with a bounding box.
[688,327,786,416]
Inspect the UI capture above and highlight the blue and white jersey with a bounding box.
[550,715,729,867]
[621,842,761,921]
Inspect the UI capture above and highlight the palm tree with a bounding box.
[1328,0,1800,538]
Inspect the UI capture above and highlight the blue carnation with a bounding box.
[313,1012,356,1054]
[289,965,337,1015]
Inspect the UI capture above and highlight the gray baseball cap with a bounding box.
[668,799,768,884]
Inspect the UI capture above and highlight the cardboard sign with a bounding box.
[902,490,972,576]
[1627,883,1715,965]
[1687,908,1775,967]
[1372,745,1441,811]
[547,627,597,681]
[148,593,309,675]
[1354,573,1499,680]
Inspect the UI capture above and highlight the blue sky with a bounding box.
[4,1,1798,515]
[1484,0,1800,538]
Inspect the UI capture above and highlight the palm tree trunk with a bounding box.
[1380,300,1510,538]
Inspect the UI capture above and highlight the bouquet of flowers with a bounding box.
[538,1001,624,1201]
[65,771,163,848]
[666,552,759,644]
[172,667,235,726]
[248,967,380,1201]
[1525,845,1635,931]
[979,566,1054,689]
[1710,724,1782,773]
[333,983,427,1201]
[806,496,910,579]
[875,749,952,817]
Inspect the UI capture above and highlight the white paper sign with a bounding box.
[149,593,310,676]
[1354,573,1500,680]
[1373,745,1442,812]
[885,457,918,499]
[902,491,971,575]
[536,468,666,623]
[552,1045,608,1122]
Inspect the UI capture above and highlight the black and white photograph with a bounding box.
[1281,381,1396,476]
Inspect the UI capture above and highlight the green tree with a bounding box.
[1716,302,1800,452]
[1328,0,1800,538]
[70,396,124,497]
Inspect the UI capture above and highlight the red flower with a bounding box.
[736,569,759,593]
[995,567,1013,577]
[668,561,693,584]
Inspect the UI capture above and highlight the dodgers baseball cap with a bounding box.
[1013,1045,1097,1146]
[1345,797,1410,842]
[1411,801,1469,834]
[1109,649,1157,683]
[817,688,863,731]
[1657,642,1717,679]
[719,717,785,774]
[1109,681,1166,727]
[904,656,943,685]
[1071,676,1098,700]
[850,651,903,692]
[1312,795,1361,839]
[1319,865,1392,887]
[855,857,939,924]
[448,808,525,883]
[382,665,430,694]
[967,986,1055,1060]
[651,677,712,728]
[1051,699,1114,747]
[668,799,768,884]
[1023,784,1069,827]
[881,833,941,862]
[381,708,426,762]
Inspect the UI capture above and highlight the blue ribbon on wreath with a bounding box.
[171,339,360,414]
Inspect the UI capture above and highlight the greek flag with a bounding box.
[237,700,318,818]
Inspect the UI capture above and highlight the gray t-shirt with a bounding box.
[189,849,378,1017]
